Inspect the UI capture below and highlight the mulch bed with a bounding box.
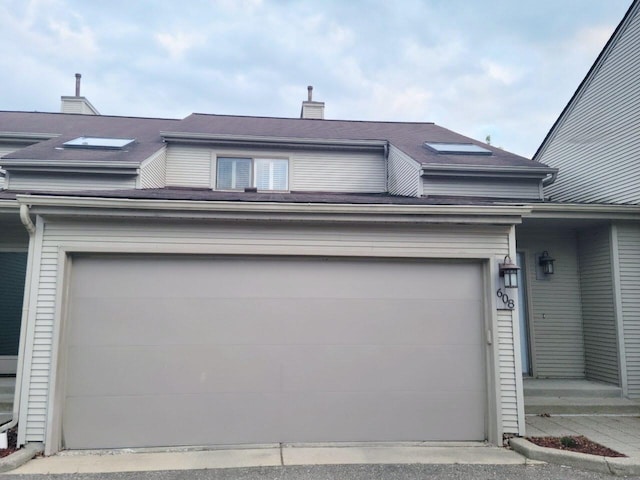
[0,426,18,458]
[527,435,626,457]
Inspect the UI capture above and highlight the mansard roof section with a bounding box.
[165,113,549,171]
[0,111,178,168]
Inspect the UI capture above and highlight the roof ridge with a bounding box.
[189,112,435,125]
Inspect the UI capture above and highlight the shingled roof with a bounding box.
[0,110,549,170]
[0,111,179,166]
[170,113,542,169]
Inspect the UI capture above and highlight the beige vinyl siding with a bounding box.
[497,310,519,433]
[578,225,619,385]
[139,147,167,189]
[618,223,640,397]
[7,173,137,191]
[423,177,542,199]
[60,101,84,114]
[166,145,387,193]
[517,227,585,378]
[540,4,640,205]
[19,218,521,442]
[166,145,211,188]
[387,145,420,197]
[292,151,386,192]
[60,98,99,115]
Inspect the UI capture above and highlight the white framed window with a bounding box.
[216,157,288,191]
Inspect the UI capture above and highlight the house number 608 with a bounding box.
[496,289,515,310]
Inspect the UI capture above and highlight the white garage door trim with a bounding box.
[44,250,502,453]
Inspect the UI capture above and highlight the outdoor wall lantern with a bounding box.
[499,255,520,288]
[538,251,555,275]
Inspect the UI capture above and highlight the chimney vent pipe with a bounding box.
[75,73,82,97]
[307,85,313,101]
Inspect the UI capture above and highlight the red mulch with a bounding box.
[527,435,626,457]
[0,426,18,458]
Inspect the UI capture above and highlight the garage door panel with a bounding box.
[66,345,284,396]
[63,255,487,448]
[65,389,485,449]
[72,257,482,301]
[280,391,484,442]
[69,297,483,347]
[64,393,284,449]
[67,343,485,397]
[281,345,485,393]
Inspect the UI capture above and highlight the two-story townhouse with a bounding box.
[0,84,558,453]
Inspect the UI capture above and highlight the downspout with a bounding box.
[0,205,36,440]
[542,171,558,187]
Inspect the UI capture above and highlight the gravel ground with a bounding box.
[3,463,640,480]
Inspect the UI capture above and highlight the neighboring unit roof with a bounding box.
[0,111,179,166]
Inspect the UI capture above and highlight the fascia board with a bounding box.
[2,160,140,171]
[526,202,640,220]
[0,132,60,143]
[16,194,529,225]
[6,166,138,175]
[161,131,388,150]
[421,164,558,178]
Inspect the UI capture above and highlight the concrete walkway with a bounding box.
[511,415,640,476]
[6,442,529,474]
[526,415,640,458]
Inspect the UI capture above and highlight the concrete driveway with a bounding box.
[3,463,639,480]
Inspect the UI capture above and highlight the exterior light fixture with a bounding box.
[538,251,555,275]
[499,255,520,288]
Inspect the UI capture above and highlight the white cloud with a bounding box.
[0,0,632,158]
[47,16,98,55]
[155,31,205,60]
[481,60,522,86]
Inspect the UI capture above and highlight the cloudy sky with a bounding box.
[0,0,632,158]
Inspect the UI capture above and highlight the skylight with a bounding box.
[424,142,492,155]
[64,137,135,150]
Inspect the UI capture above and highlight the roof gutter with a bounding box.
[527,202,640,220]
[542,170,558,187]
[16,194,530,225]
[421,164,558,179]
[0,159,140,170]
[0,132,60,143]
[161,131,388,152]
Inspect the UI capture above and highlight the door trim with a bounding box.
[44,246,501,453]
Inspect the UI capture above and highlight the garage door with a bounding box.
[63,255,486,449]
